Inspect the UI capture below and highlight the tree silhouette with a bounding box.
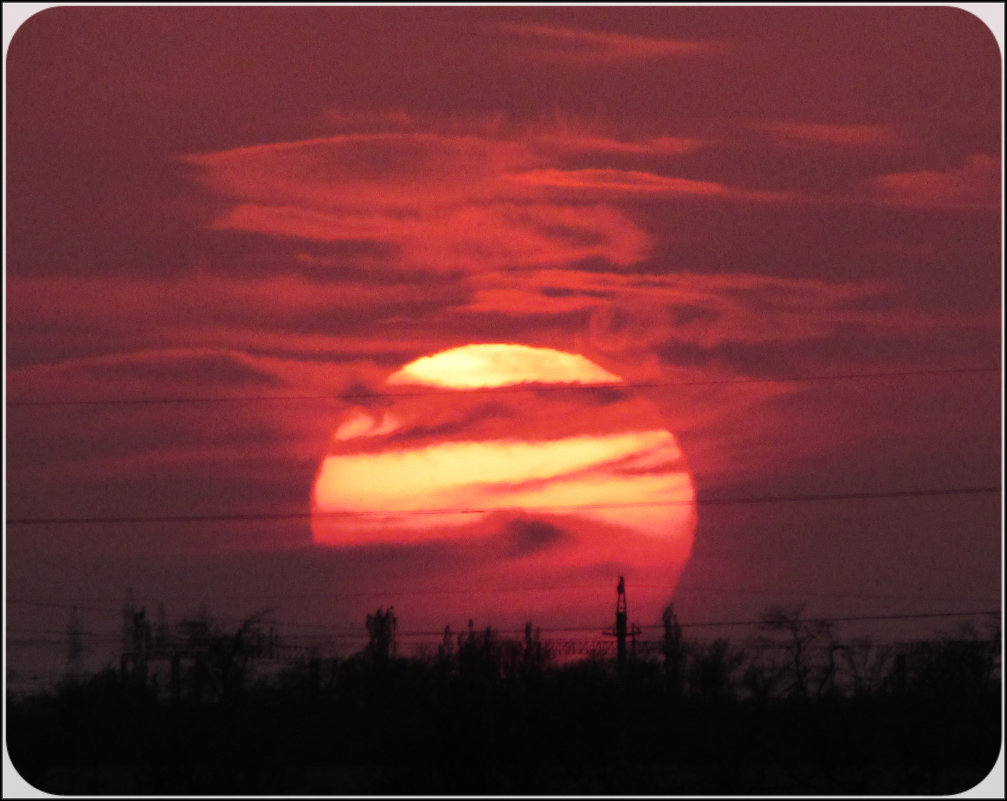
[175,607,275,701]
[836,636,892,697]
[661,603,685,700]
[6,599,1000,795]
[520,621,550,676]
[687,638,744,702]
[364,607,398,667]
[759,605,837,700]
[437,624,456,673]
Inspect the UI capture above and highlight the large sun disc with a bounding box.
[311,343,697,629]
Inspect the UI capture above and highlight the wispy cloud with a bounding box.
[183,132,656,271]
[7,271,461,349]
[458,269,892,331]
[759,121,903,151]
[212,200,650,270]
[508,168,729,195]
[496,22,718,62]
[446,267,998,385]
[182,127,805,273]
[7,346,342,406]
[531,133,706,157]
[868,154,1000,210]
[507,168,795,202]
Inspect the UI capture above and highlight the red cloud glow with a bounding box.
[761,121,902,151]
[869,154,1000,211]
[181,127,801,272]
[496,22,718,62]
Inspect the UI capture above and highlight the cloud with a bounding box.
[183,133,532,208]
[7,271,442,331]
[7,347,288,400]
[5,344,405,479]
[321,107,418,131]
[184,133,652,271]
[6,352,328,524]
[6,270,471,372]
[760,121,903,151]
[451,268,896,353]
[213,200,650,270]
[496,22,718,62]
[317,111,708,158]
[509,168,729,195]
[531,132,706,157]
[868,154,1000,210]
[181,127,792,274]
[499,518,569,556]
[507,168,795,202]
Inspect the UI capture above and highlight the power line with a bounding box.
[274,610,1002,637]
[4,600,122,613]
[6,366,999,408]
[6,610,999,644]
[5,485,999,527]
[344,609,1002,636]
[669,610,1001,630]
[645,585,997,604]
[6,628,108,638]
[9,580,998,608]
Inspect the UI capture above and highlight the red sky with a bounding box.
[5,6,1002,685]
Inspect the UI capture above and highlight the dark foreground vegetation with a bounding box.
[7,606,1001,795]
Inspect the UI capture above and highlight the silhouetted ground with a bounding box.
[7,637,1001,795]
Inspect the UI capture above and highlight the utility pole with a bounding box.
[604,576,640,675]
[603,576,638,770]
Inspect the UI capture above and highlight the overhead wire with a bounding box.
[6,610,1000,647]
[5,484,999,528]
[8,580,1000,608]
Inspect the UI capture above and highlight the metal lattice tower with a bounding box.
[604,576,641,672]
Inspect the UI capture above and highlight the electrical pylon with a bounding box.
[604,576,641,673]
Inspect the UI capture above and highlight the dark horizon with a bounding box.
[7,570,1000,699]
[7,590,1001,795]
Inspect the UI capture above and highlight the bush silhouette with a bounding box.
[6,604,1000,795]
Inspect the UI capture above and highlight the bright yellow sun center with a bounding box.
[386,343,623,388]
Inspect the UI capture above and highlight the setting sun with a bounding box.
[311,344,697,625]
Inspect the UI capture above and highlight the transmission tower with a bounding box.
[604,576,641,673]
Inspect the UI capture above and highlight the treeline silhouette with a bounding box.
[7,602,1001,794]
